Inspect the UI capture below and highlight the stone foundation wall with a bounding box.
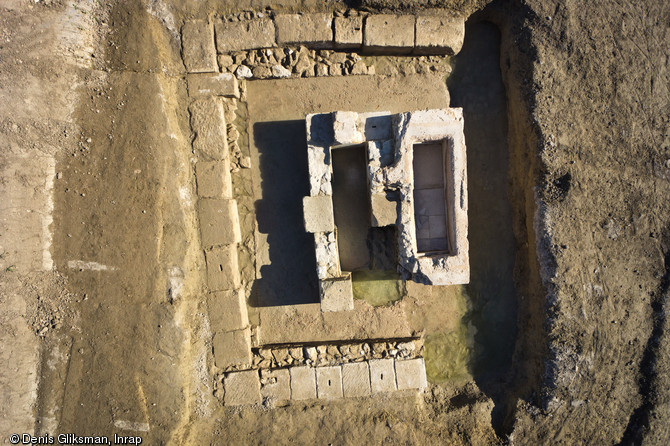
[180,8,467,407]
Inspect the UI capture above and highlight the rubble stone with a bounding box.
[414,16,465,56]
[189,98,228,161]
[316,366,343,399]
[369,358,397,393]
[236,65,253,79]
[342,362,371,397]
[275,13,333,48]
[182,20,217,73]
[302,195,334,233]
[334,16,363,48]
[195,161,232,199]
[363,15,415,54]
[395,358,428,390]
[198,198,241,247]
[319,275,354,312]
[289,366,317,400]
[223,369,261,406]
[187,73,239,98]
[205,245,240,291]
[272,64,292,78]
[215,19,276,53]
[207,289,248,333]
[213,328,252,369]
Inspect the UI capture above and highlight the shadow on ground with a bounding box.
[448,19,520,434]
[250,120,319,307]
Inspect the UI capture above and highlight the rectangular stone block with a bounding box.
[207,289,248,333]
[195,161,232,199]
[320,275,354,312]
[332,111,363,145]
[303,195,334,233]
[198,198,241,247]
[189,97,229,161]
[215,18,276,52]
[369,358,397,393]
[415,16,465,56]
[395,358,428,391]
[289,366,317,400]
[275,13,333,48]
[260,368,291,402]
[213,328,252,369]
[371,193,397,227]
[316,366,343,399]
[342,362,371,398]
[223,369,260,406]
[334,16,363,48]
[187,73,239,98]
[182,20,218,73]
[205,245,240,291]
[363,15,415,54]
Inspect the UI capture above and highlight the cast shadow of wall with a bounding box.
[249,120,319,307]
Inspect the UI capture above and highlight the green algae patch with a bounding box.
[421,285,475,383]
[424,324,473,383]
[352,270,404,307]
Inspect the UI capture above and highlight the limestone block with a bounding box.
[213,328,252,369]
[207,289,248,333]
[371,193,397,227]
[360,112,392,141]
[198,198,241,247]
[223,369,261,406]
[189,98,229,161]
[316,366,343,399]
[369,358,397,393]
[275,13,333,48]
[182,20,218,73]
[303,195,334,233]
[332,111,363,145]
[363,15,415,54]
[415,16,465,56]
[395,358,428,391]
[319,275,354,312]
[290,366,317,400]
[305,112,334,146]
[334,16,363,48]
[187,73,239,98]
[215,18,276,53]
[195,161,232,199]
[205,245,240,291]
[260,368,291,402]
[342,362,371,398]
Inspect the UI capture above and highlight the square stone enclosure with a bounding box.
[303,108,469,295]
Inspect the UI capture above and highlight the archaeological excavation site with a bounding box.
[1,0,669,444]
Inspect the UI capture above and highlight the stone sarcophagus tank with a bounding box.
[302,109,469,312]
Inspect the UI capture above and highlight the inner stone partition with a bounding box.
[413,141,450,253]
[331,144,370,271]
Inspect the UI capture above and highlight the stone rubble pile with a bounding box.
[252,338,423,369]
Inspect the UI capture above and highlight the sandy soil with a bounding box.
[0,0,668,444]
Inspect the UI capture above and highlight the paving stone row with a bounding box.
[187,77,252,372]
[181,13,464,73]
[221,357,428,406]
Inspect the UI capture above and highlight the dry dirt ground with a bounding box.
[0,0,669,444]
